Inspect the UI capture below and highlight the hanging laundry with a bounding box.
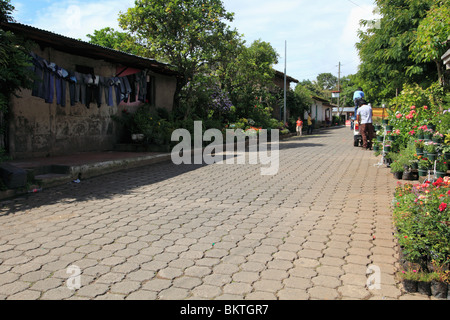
[136,70,148,102]
[43,60,56,104]
[30,52,46,99]
[55,66,68,107]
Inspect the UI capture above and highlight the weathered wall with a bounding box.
[9,45,177,159]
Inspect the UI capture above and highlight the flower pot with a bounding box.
[417,281,432,296]
[427,153,437,161]
[431,280,448,299]
[385,125,394,132]
[382,119,389,125]
[388,136,396,141]
[402,171,412,181]
[132,133,144,142]
[424,133,432,140]
[445,153,450,160]
[428,124,436,131]
[436,171,447,178]
[423,151,428,157]
[417,133,424,140]
[377,136,384,142]
[418,169,428,177]
[411,162,418,170]
[403,279,418,293]
[385,146,391,152]
[432,137,442,143]
[393,171,403,179]
[373,146,380,152]
[415,148,424,154]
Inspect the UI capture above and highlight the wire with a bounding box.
[347,0,363,8]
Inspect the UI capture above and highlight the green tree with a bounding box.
[118,0,239,116]
[220,39,279,126]
[410,1,450,85]
[356,0,436,105]
[0,0,13,23]
[0,0,33,151]
[316,72,338,91]
[293,84,314,117]
[86,27,146,57]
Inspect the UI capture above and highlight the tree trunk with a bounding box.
[435,59,444,113]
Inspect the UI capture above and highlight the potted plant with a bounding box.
[418,157,431,176]
[425,141,438,161]
[384,143,392,153]
[390,160,404,179]
[440,144,450,160]
[429,260,449,299]
[376,130,384,142]
[414,140,424,154]
[435,161,448,178]
[416,125,427,140]
[373,141,380,152]
[398,269,421,293]
[432,132,444,143]
[424,128,433,141]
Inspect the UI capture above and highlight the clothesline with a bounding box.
[29,52,148,108]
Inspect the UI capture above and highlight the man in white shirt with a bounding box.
[356,99,374,150]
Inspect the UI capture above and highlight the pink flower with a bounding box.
[424,106,428,110]
[411,106,416,110]
[396,113,403,119]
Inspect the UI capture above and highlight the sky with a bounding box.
[10,0,379,84]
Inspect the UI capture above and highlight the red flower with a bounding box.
[424,106,428,110]
[439,202,447,212]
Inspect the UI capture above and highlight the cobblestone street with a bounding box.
[0,127,431,300]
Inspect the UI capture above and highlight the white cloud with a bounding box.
[32,0,134,40]
[338,4,378,75]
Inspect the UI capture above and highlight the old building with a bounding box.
[1,22,179,160]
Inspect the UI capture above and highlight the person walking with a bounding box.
[356,99,374,150]
[353,87,365,115]
[296,117,303,136]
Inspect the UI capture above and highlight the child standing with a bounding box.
[296,117,303,136]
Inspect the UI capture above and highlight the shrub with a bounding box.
[393,179,450,269]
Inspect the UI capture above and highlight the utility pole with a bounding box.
[337,62,341,115]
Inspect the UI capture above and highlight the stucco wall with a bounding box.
[9,46,176,159]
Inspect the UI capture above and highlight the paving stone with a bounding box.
[223,282,252,295]
[7,289,41,300]
[76,283,109,298]
[158,287,190,300]
[308,286,339,300]
[277,288,309,300]
[0,128,411,300]
[191,284,222,299]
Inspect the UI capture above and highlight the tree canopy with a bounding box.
[87,27,146,57]
[356,0,437,105]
